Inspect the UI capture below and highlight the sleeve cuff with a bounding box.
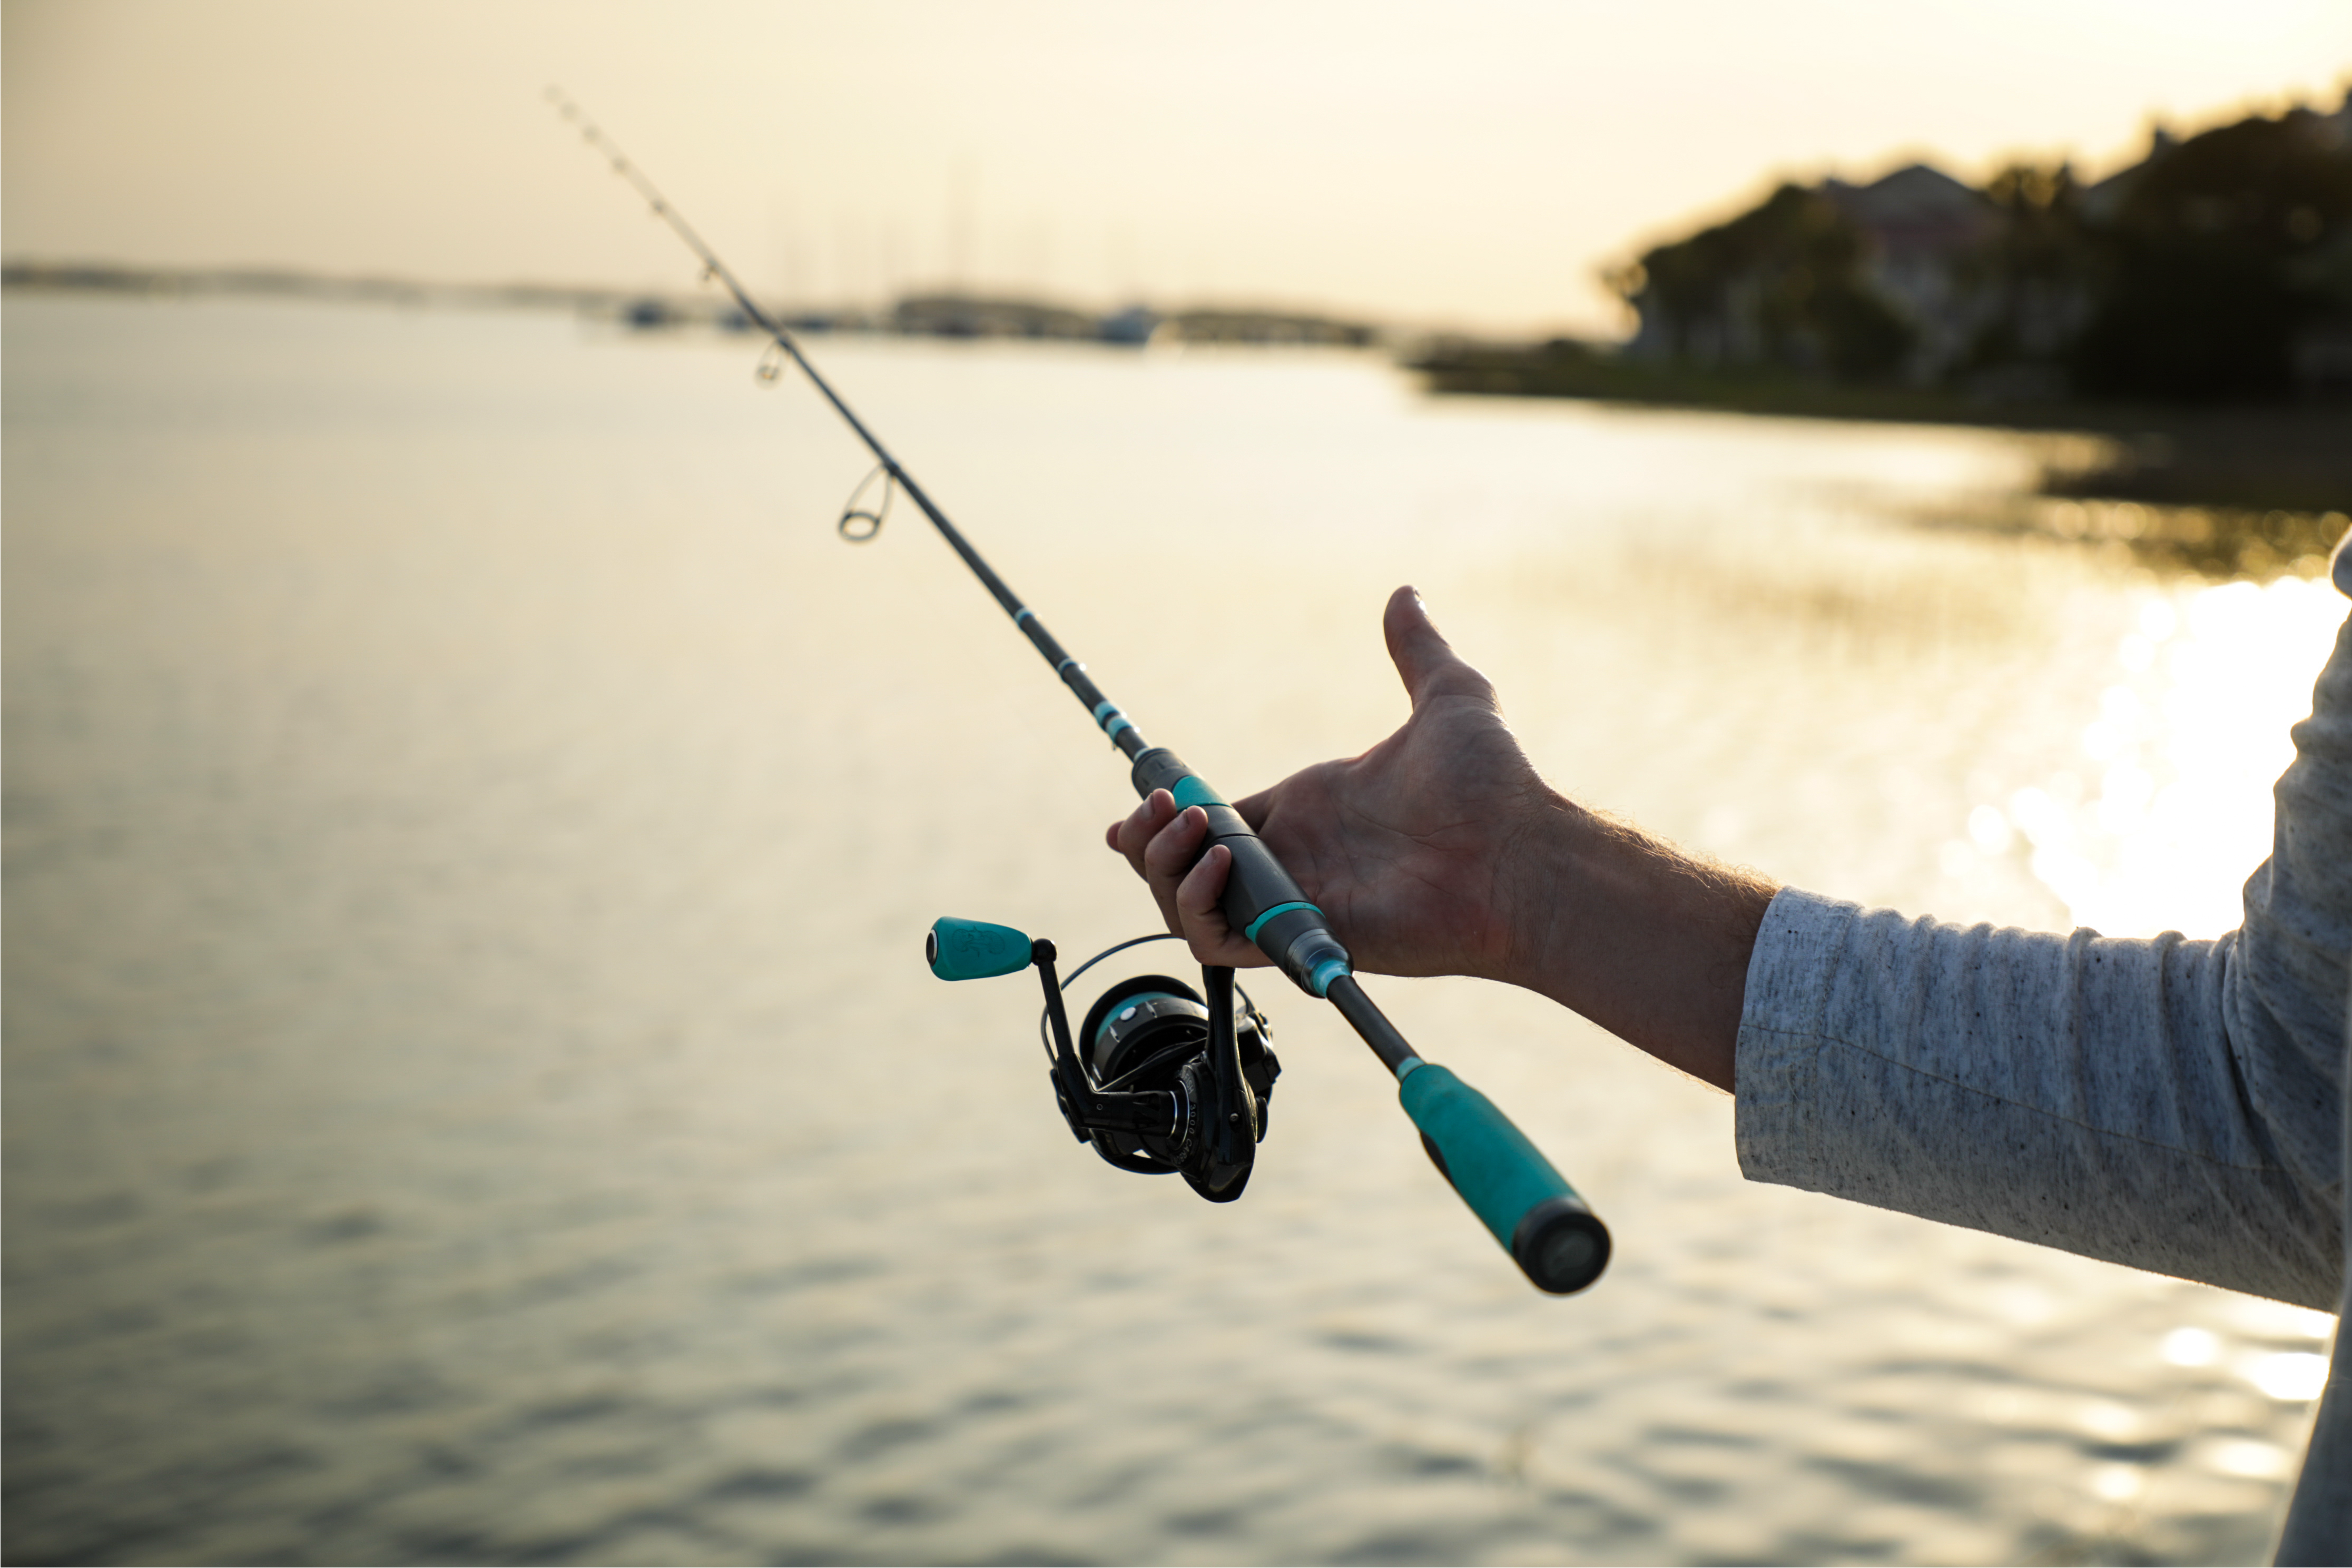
[1734,885,1862,1189]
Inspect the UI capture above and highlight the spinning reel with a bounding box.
[929,920,1281,1202]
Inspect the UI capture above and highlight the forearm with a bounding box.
[1501,788,1775,1093]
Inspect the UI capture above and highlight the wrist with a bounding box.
[1485,784,1586,991]
[1495,789,1772,1092]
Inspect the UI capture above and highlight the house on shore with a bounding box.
[1819,164,2001,380]
[1620,162,1997,384]
[1618,87,2352,399]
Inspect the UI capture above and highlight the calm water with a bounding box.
[5,292,2345,1566]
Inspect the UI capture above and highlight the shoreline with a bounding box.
[1414,346,2352,576]
[12,270,2341,578]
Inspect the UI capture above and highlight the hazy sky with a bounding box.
[5,0,2348,335]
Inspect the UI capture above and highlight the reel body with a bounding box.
[1073,973,1279,1199]
[926,920,1279,1203]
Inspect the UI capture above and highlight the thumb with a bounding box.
[1382,586,1493,709]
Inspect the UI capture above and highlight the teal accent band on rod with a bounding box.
[1170,775,1224,810]
[1243,900,1320,945]
[1309,954,1352,997]
[1015,607,1036,624]
[1091,700,1118,725]
[1105,716,1134,742]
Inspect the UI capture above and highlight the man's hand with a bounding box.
[1106,586,1558,985]
[1105,586,1773,1092]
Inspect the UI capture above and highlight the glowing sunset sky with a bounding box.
[5,0,2347,334]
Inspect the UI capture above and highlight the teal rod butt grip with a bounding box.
[1398,1062,1610,1295]
[927,918,1035,981]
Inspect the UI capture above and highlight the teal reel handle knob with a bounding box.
[1399,1062,1610,1295]
[926,918,1036,981]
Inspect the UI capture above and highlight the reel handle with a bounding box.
[1398,1061,1610,1295]
[927,917,1035,980]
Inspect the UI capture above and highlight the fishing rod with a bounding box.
[550,91,1609,1295]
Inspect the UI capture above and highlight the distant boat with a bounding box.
[1098,305,1162,346]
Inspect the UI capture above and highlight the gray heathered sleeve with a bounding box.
[1735,586,2352,1313]
[2274,971,2352,1564]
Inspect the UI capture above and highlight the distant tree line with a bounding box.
[1613,94,2352,401]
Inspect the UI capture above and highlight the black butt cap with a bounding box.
[1512,1196,1610,1296]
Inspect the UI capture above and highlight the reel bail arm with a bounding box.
[1033,939,1188,1145]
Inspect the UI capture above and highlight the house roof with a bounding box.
[1820,164,1995,257]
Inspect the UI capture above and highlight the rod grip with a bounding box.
[1129,748,1350,996]
[1399,1063,1610,1295]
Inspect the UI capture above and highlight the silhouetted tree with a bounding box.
[2071,111,2352,400]
[1613,98,2352,402]
[1960,162,2096,372]
[1622,184,1915,380]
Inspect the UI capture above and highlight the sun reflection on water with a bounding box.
[1982,574,2346,939]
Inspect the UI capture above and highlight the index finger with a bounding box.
[1109,788,1178,877]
